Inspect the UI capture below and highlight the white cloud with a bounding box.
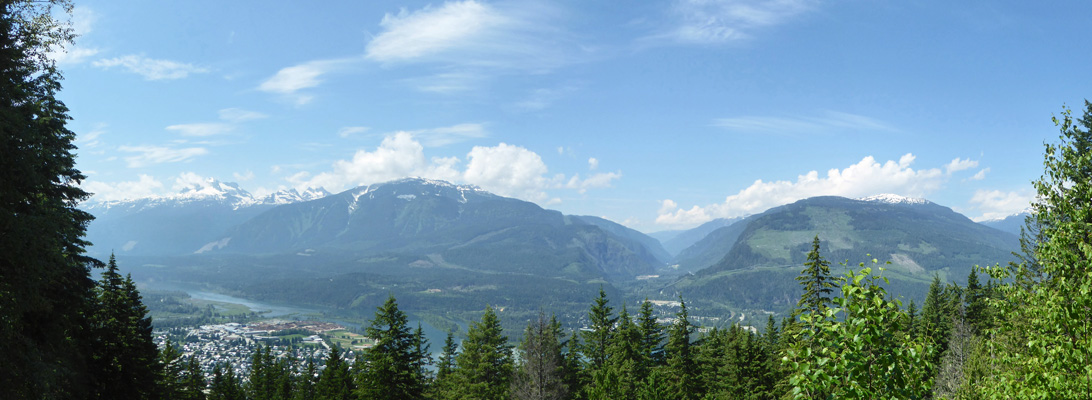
[515,86,578,110]
[118,145,207,168]
[338,126,370,138]
[463,143,553,202]
[969,189,1033,221]
[970,168,990,181]
[412,123,488,146]
[290,132,614,204]
[52,47,100,65]
[166,123,233,137]
[713,111,894,135]
[366,1,573,72]
[565,171,622,194]
[76,123,107,149]
[257,59,349,104]
[93,55,209,80]
[172,172,211,192]
[656,153,949,227]
[945,157,978,174]
[662,0,816,44]
[83,174,164,202]
[218,108,267,123]
[588,157,599,170]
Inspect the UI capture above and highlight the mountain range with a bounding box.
[85,178,1025,328]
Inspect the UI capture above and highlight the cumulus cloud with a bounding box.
[660,0,816,44]
[83,174,165,202]
[656,153,953,227]
[290,132,616,204]
[588,157,599,170]
[93,55,209,80]
[233,170,255,182]
[969,189,1033,221]
[119,145,207,168]
[945,157,978,174]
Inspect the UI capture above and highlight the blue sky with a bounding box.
[58,0,1091,232]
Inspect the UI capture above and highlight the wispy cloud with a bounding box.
[257,59,351,105]
[409,123,488,147]
[218,108,268,123]
[338,126,371,138]
[165,123,233,137]
[119,145,208,168]
[365,1,568,69]
[516,86,579,111]
[713,111,894,135]
[657,0,816,44]
[93,55,209,80]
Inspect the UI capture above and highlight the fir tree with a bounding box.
[356,295,426,400]
[581,288,616,373]
[637,299,664,368]
[182,356,207,400]
[316,347,354,400]
[664,298,699,400]
[88,254,161,399]
[452,306,513,400]
[0,2,102,397]
[796,235,836,318]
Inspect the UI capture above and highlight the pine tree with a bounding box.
[356,295,426,400]
[511,312,568,400]
[593,306,644,400]
[452,306,513,400]
[0,2,101,398]
[964,268,988,335]
[209,363,245,400]
[292,357,318,400]
[430,329,459,400]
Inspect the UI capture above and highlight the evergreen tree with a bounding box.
[964,268,988,335]
[452,306,513,400]
[292,357,318,400]
[512,312,568,400]
[356,295,426,400]
[637,299,664,368]
[664,298,699,400]
[0,3,102,398]
[160,339,186,399]
[560,329,588,400]
[906,299,919,339]
[209,363,245,400]
[182,356,207,400]
[581,288,616,373]
[592,306,644,400]
[430,329,459,400]
[316,347,354,400]
[796,236,836,318]
[88,254,161,399]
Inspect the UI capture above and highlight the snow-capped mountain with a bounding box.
[82,178,328,256]
[857,193,931,205]
[87,178,329,212]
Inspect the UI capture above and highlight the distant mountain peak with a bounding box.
[857,193,931,205]
[259,187,331,205]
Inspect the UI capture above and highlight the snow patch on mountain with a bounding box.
[857,193,931,205]
[86,177,329,212]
